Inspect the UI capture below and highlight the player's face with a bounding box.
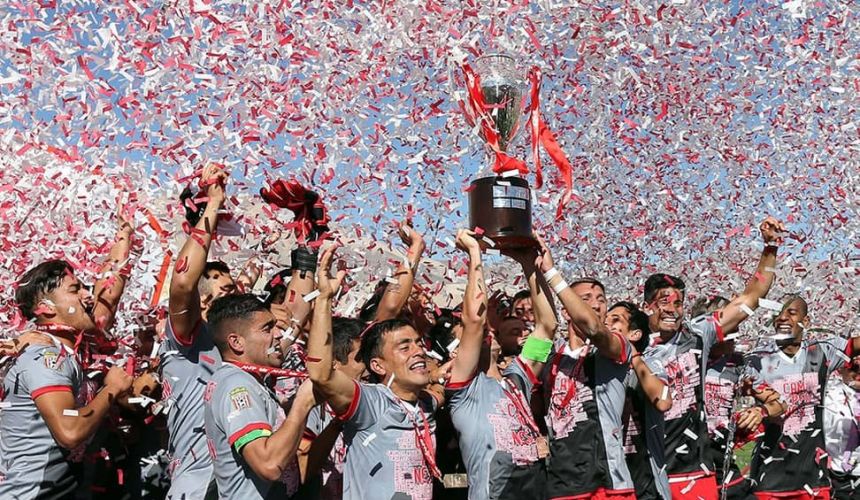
[605,306,632,337]
[204,270,237,302]
[377,326,430,391]
[512,297,534,323]
[497,317,528,356]
[645,287,685,335]
[45,274,96,331]
[572,283,608,323]
[773,298,807,342]
[244,311,284,368]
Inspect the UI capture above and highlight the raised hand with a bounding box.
[455,228,481,255]
[534,234,555,273]
[316,245,339,300]
[759,216,785,245]
[200,162,228,208]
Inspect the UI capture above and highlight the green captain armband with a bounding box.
[521,336,553,363]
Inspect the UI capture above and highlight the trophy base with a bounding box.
[468,176,536,250]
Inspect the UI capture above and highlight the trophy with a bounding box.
[463,54,535,249]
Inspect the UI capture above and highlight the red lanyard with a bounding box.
[397,398,442,480]
[501,377,541,436]
[550,344,590,410]
[226,360,307,380]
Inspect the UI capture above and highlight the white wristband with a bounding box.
[543,267,560,282]
[552,279,569,295]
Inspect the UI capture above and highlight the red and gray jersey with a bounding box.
[748,337,852,494]
[541,339,635,498]
[622,358,671,499]
[304,403,346,499]
[704,351,757,492]
[0,342,83,499]
[158,319,221,496]
[445,358,545,500]
[643,314,722,479]
[339,383,438,500]
[203,362,300,499]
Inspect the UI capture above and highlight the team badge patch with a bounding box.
[42,351,60,370]
[230,387,252,411]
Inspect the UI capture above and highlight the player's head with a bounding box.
[643,273,686,336]
[359,319,429,392]
[571,278,608,323]
[16,260,96,332]
[773,294,808,345]
[332,317,366,380]
[511,290,534,323]
[606,301,651,353]
[496,315,528,357]
[209,294,282,367]
[199,261,237,316]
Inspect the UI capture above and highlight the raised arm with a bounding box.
[235,257,262,294]
[505,239,558,374]
[375,222,425,321]
[242,378,317,482]
[448,230,486,384]
[168,164,227,341]
[306,247,357,416]
[91,209,135,332]
[631,353,672,412]
[714,217,783,335]
[36,366,132,449]
[540,243,624,361]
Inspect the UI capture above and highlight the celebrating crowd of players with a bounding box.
[0,163,857,500]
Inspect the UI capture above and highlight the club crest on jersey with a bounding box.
[42,351,61,370]
[230,387,252,411]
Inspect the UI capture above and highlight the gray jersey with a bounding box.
[304,403,346,499]
[542,339,635,497]
[203,362,300,499]
[0,341,83,499]
[158,318,221,497]
[446,358,546,500]
[340,382,438,500]
[642,314,720,477]
[748,337,850,493]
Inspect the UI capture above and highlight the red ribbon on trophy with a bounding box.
[461,63,574,220]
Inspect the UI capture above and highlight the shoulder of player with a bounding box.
[210,364,260,396]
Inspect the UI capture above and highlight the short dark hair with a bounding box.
[332,317,364,365]
[427,308,460,363]
[609,301,651,353]
[263,268,292,306]
[644,273,686,303]
[571,277,606,293]
[782,294,808,316]
[512,289,531,305]
[15,260,74,319]
[359,318,414,383]
[207,294,269,351]
[358,280,388,322]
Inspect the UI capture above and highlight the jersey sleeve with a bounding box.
[818,336,852,378]
[340,382,385,431]
[689,313,722,353]
[217,380,273,454]
[503,356,540,396]
[164,316,203,350]
[20,346,77,400]
[445,372,484,411]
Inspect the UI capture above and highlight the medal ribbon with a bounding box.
[397,399,442,480]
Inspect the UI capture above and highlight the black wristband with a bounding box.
[291,247,318,273]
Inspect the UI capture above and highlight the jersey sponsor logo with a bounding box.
[774,372,819,436]
[548,368,593,439]
[387,430,433,500]
[229,387,252,411]
[488,398,540,465]
[664,350,700,420]
[704,375,734,434]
